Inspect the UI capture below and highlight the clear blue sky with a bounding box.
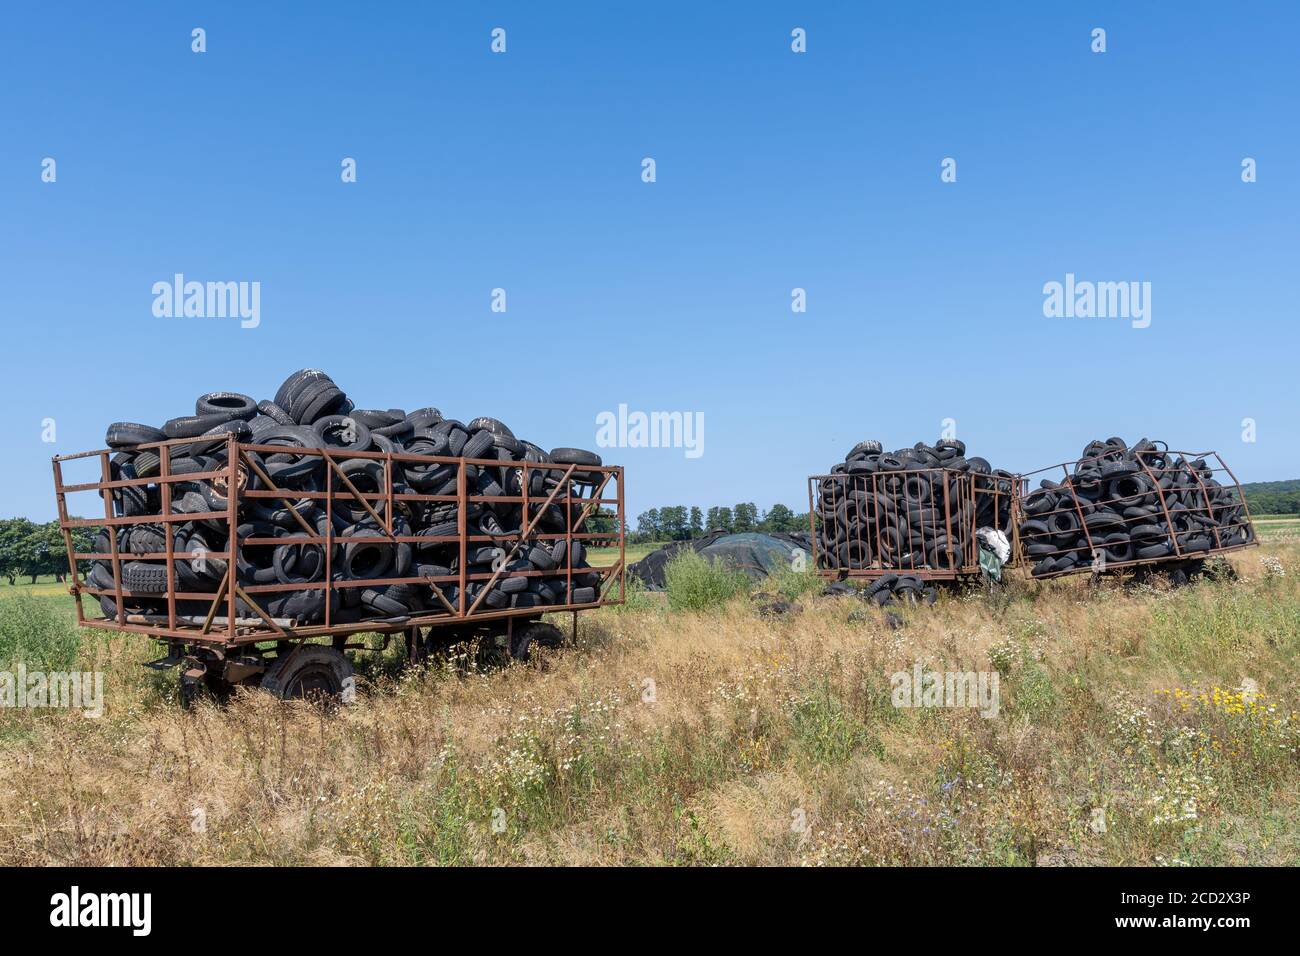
[3,1,1296,523]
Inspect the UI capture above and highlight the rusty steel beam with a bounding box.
[52,440,626,651]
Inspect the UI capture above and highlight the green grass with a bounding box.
[0,577,81,621]
[761,563,823,602]
[1,574,73,594]
[585,541,659,567]
[788,682,875,765]
[1252,515,1300,539]
[662,550,752,611]
[1,542,1298,866]
[606,573,657,613]
[0,592,82,672]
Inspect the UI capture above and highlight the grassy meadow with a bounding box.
[0,542,1297,866]
[1252,514,1300,540]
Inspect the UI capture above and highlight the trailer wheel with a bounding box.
[474,630,513,670]
[179,669,242,708]
[179,670,208,709]
[260,645,354,703]
[511,621,564,662]
[475,621,565,669]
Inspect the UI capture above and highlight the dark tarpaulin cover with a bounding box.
[629,531,814,590]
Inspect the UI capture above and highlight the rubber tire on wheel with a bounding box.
[260,645,353,702]
[510,621,565,662]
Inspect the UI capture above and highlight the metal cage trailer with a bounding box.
[52,434,625,701]
[808,464,1016,582]
[1014,446,1255,580]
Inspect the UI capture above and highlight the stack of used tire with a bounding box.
[823,574,938,606]
[1018,437,1254,578]
[89,369,606,624]
[814,438,1015,572]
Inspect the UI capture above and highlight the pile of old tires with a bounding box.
[90,369,605,623]
[823,574,938,606]
[1018,437,1253,577]
[814,438,1015,572]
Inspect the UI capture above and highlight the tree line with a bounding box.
[1241,480,1300,515]
[0,518,93,585]
[632,503,807,543]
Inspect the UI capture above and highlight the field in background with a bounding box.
[1252,515,1300,540]
[1,578,73,600]
[1,542,1297,866]
[585,541,657,567]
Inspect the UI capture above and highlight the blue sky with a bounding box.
[2,1,1296,523]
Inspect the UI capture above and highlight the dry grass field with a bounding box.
[1,542,1297,866]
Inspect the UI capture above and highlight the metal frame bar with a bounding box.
[51,440,626,650]
[807,465,1016,582]
[1011,448,1256,580]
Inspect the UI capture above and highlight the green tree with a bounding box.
[1241,481,1300,515]
[711,506,734,532]
[584,507,616,533]
[0,518,97,584]
[733,502,759,533]
[0,518,39,585]
[34,521,70,582]
[689,506,704,537]
[660,506,690,540]
[635,508,662,542]
[65,522,95,580]
[762,503,796,532]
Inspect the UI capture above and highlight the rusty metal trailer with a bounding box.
[807,465,1017,582]
[52,434,625,701]
[1013,447,1255,579]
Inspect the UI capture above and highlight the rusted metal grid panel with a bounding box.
[1013,448,1256,579]
[52,438,625,647]
[52,437,242,634]
[807,466,1015,581]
